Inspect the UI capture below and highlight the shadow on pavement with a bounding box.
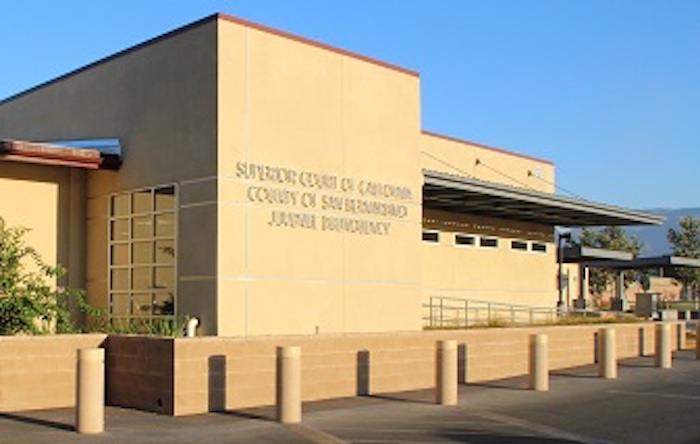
[0,412,74,432]
[437,428,583,443]
[551,371,598,379]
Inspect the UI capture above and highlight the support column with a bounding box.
[436,340,457,405]
[276,346,301,424]
[529,334,549,391]
[598,328,617,379]
[76,348,104,435]
[655,323,672,369]
[618,271,626,310]
[678,322,687,350]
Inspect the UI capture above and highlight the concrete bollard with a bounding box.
[677,322,686,350]
[276,346,301,424]
[436,340,458,405]
[655,323,672,369]
[76,348,105,434]
[529,334,549,391]
[598,327,617,379]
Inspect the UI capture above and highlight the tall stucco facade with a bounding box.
[0,14,661,336]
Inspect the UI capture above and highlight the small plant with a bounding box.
[101,316,189,337]
[471,317,512,328]
[0,217,98,335]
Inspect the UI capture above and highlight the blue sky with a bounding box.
[1,1,698,209]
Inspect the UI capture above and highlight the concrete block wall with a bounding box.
[170,322,666,416]
[0,334,106,412]
[0,322,680,415]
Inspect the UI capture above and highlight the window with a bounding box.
[511,240,528,251]
[480,237,499,248]
[422,230,440,243]
[108,185,177,320]
[455,234,476,247]
[531,242,547,253]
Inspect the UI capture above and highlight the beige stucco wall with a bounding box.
[0,15,563,336]
[422,208,556,308]
[214,19,423,336]
[0,162,85,291]
[0,20,219,316]
[420,132,555,194]
[420,132,558,309]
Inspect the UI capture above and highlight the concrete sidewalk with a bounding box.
[3,350,700,444]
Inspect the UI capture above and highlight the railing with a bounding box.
[660,300,700,311]
[423,296,603,329]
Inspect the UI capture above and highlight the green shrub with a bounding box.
[0,217,98,335]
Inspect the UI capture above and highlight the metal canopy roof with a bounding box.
[423,170,665,227]
[584,255,700,270]
[562,245,634,263]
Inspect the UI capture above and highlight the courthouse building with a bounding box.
[0,14,662,336]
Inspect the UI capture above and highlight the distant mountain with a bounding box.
[625,208,700,256]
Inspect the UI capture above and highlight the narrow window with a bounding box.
[422,231,440,243]
[531,242,547,253]
[480,237,499,248]
[455,234,476,247]
[511,240,528,251]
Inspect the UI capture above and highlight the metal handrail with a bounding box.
[423,296,613,328]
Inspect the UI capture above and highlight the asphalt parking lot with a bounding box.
[3,350,700,444]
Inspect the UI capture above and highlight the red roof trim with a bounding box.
[0,13,418,105]
[421,130,554,166]
[0,140,103,169]
[218,14,419,78]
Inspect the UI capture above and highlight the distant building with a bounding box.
[0,14,663,336]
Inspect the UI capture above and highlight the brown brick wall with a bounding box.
[105,335,174,414]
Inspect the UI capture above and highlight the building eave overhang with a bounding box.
[0,140,105,169]
[423,170,665,227]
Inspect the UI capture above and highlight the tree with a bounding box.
[0,216,95,335]
[667,216,700,298]
[578,226,643,296]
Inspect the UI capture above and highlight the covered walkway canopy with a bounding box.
[423,170,665,227]
[584,255,700,279]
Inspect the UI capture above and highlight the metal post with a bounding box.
[276,346,302,424]
[440,298,445,327]
[655,323,672,369]
[436,340,458,405]
[678,322,686,350]
[529,334,549,391]
[598,328,617,379]
[464,300,469,327]
[696,323,700,360]
[76,348,105,434]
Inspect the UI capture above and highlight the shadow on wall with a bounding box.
[208,355,226,412]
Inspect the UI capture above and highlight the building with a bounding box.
[0,14,663,336]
